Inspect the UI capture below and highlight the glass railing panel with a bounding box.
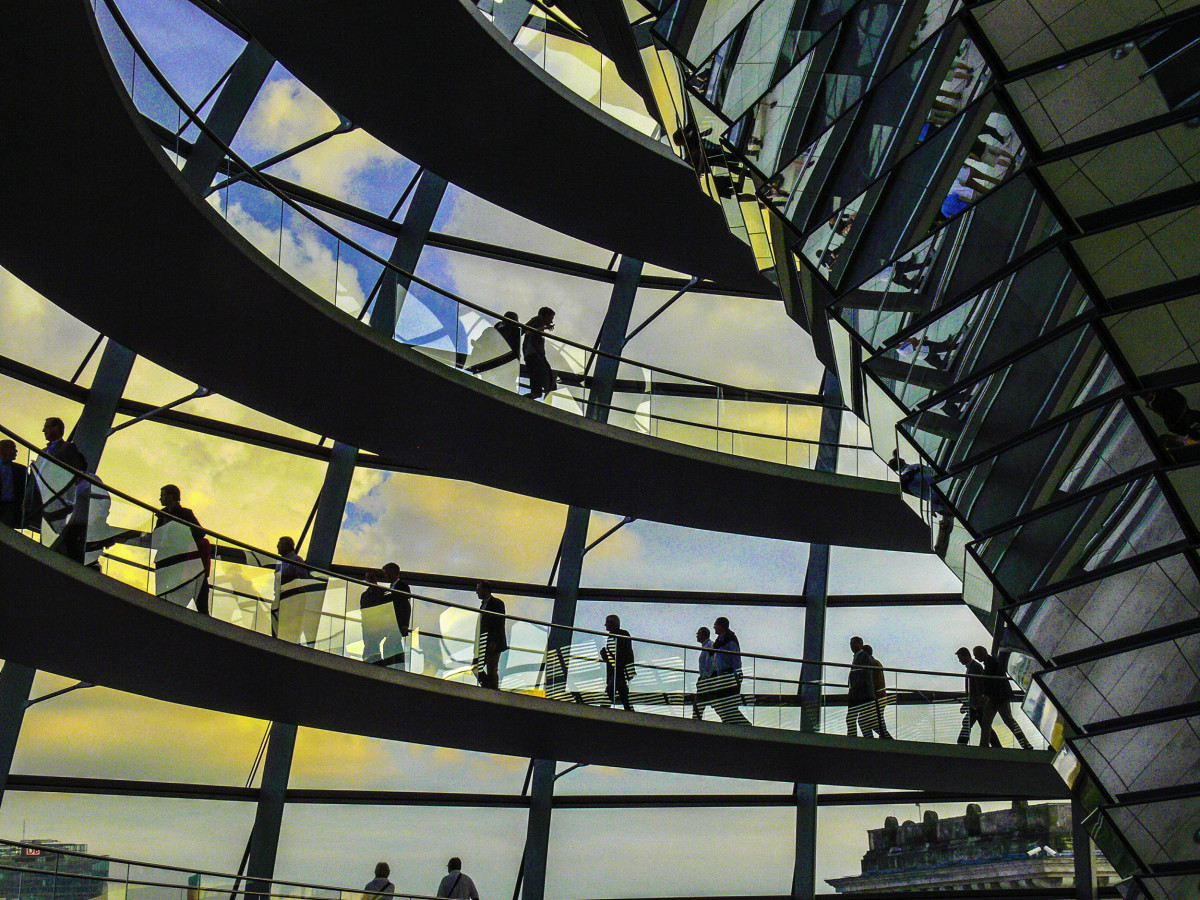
[95,0,878,476]
[7,418,1052,752]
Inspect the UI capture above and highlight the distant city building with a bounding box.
[0,841,110,900]
[827,802,1118,893]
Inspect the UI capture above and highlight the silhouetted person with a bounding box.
[692,625,715,720]
[523,306,557,400]
[863,644,893,739]
[973,646,1032,749]
[155,484,211,615]
[0,439,27,529]
[474,581,508,689]
[24,416,87,532]
[273,535,314,641]
[361,562,411,667]
[602,614,635,710]
[847,635,877,737]
[710,616,750,724]
[361,862,394,900]
[955,647,999,747]
[437,857,479,900]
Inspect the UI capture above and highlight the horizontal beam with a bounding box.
[1,775,1034,809]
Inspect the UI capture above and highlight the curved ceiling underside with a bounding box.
[0,532,1068,797]
[0,0,930,551]
[217,0,771,290]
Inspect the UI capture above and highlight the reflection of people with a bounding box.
[467,311,521,390]
[602,614,635,711]
[692,626,715,720]
[0,439,27,529]
[361,562,411,667]
[973,646,1032,749]
[474,581,508,689]
[710,617,750,724]
[955,647,1000,747]
[437,858,480,900]
[522,306,558,400]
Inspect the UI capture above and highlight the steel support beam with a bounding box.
[70,339,136,468]
[181,40,275,195]
[523,258,642,900]
[369,171,449,334]
[0,662,36,807]
[1072,791,1098,900]
[246,166,444,886]
[794,371,842,898]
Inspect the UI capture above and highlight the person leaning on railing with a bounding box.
[361,862,395,900]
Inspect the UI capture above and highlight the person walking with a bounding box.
[847,636,877,737]
[437,857,480,900]
[474,581,508,689]
[154,484,211,615]
[710,617,750,725]
[955,647,1000,747]
[24,416,87,533]
[863,644,893,739]
[522,306,557,400]
[361,862,395,900]
[974,646,1033,749]
[361,563,411,667]
[692,625,715,720]
[0,439,28,529]
[602,614,635,710]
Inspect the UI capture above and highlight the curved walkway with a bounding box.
[0,0,927,551]
[216,0,767,290]
[0,529,1066,796]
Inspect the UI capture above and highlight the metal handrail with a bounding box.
[0,839,441,900]
[3,422,975,683]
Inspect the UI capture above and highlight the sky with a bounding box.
[0,0,1036,896]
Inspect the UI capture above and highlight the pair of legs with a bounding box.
[475,646,502,689]
[526,354,556,400]
[957,705,1001,746]
[362,607,405,668]
[708,674,750,725]
[606,667,632,710]
[847,700,877,736]
[979,698,1033,749]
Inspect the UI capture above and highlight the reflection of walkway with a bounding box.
[0,529,1068,794]
[0,0,929,549]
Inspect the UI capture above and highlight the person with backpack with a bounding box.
[437,857,480,900]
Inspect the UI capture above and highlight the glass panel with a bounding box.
[973,474,1187,600]
[1009,552,1200,659]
